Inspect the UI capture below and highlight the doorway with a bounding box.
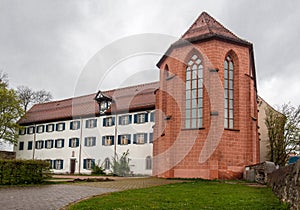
[70,159,76,174]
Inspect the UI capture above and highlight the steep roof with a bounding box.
[181,12,249,44]
[157,11,252,68]
[18,82,159,125]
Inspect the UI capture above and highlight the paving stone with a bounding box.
[0,177,183,210]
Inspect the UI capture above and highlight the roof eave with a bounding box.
[156,34,252,68]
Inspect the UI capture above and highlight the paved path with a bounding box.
[0,177,183,210]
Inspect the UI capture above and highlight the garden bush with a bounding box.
[0,159,50,185]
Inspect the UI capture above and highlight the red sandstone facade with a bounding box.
[153,12,259,179]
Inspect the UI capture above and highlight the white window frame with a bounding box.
[85,137,96,147]
[55,159,63,170]
[45,140,53,149]
[137,133,145,144]
[105,136,113,146]
[55,139,64,148]
[86,119,97,128]
[36,140,43,149]
[37,125,44,133]
[47,124,54,132]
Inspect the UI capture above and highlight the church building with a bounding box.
[15,12,260,179]
[153,12,259,179]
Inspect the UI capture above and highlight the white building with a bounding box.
[15,82,158,175]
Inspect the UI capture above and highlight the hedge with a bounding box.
[0,159,51,185]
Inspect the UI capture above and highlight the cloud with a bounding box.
[0,0,299,106]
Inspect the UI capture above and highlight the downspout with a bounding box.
[114,113,118,160]
[78,118,83,174]
[32,124,36,160]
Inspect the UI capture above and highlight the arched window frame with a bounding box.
[104,157,110,170]
[224,55,234,129]
[185,53,203,129]
[146,156,152,170]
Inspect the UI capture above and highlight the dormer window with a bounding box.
[94,91,112,114]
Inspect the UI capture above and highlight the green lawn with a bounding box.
[68,180,288,210]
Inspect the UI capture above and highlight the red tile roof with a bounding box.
[181,11,249,44]
[157,11,252,68]
[18,82,159,125]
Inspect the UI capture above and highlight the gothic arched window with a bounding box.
[185,54,203,128]
[224,55,234,128]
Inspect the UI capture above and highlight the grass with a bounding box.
[68,180,289,210]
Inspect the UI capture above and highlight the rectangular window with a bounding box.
[83,159,95,170]
[27,126,35,134]
[28,141,32,150]
[134,113,148,124]
[70,120,80,130]
[118,134,131,145]
[103,117,115,127]
[56,123,65,131]
[19,141,24,150]
[86,119,97,128]
[45,159,53,169]
[55,139,64,148]
[36,140,44,149]
[45,140,54,149]
[102,136,114,146]
[36,125,44,133]
[54,159,63,170]
[69,138,79,148]
[119,115,132,125]
[19,128,26,135]
[133,133,148,144]
[46,124,54,132]
[84,137,96,147]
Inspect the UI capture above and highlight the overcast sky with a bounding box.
[0,0,299,107]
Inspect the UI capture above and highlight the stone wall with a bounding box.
[0,151,16,160]
[268,159,300,210]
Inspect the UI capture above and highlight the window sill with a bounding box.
[181,127,205,131]
[224,128,240,132]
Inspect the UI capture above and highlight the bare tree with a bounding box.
[16,86,53,112]
[265,104,300,166]
[33,89,53,104]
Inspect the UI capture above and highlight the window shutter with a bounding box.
[76,138,80,147]
[84,138,87,146]
[112,117,115,125]
[53,160,56,169]
[55,124,58,131]
[55,140,57,148]
[46,125,49,132]
[112,136,115,145]
[78,121,80,129]
[62,123,65,130]
[92,159,95,167]
[128,134,131,144]
[150,112,154,122]
[144,133,148,143]
[60,160,64,169]
[92,137,96,146]
[70,121,73,130]
[69,139,72,147]
[61,139,64,147]
[93,119,97,127]
[102,136,105,145]
[41,141,44,149]
[134,114,137,123]
[119,116,122,125]
[118,135,121,145]
[28,141,32,150]
[150,133,153,143]
[83,159,86,169]
[103,118,106,127]
[133,134,137,144]
[129,115,132,124]
[51,140,54,148]
[145,113,149,122]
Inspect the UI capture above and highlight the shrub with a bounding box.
[111,150,131,176]
[0,159,50,185]
[91,160,106,175]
